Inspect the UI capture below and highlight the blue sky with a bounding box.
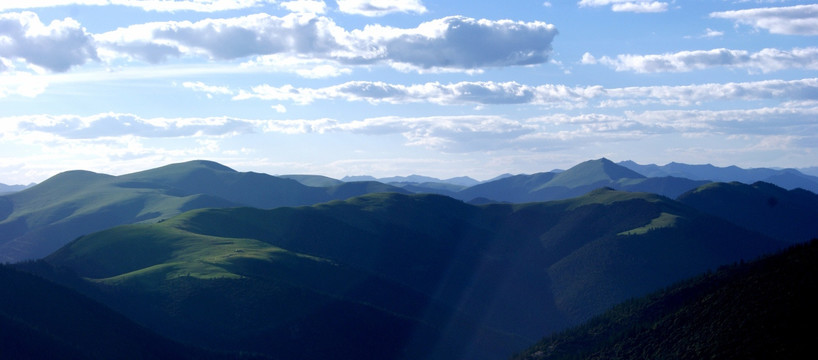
[1,0,817,184]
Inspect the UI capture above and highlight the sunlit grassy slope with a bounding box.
[44,189,785,360]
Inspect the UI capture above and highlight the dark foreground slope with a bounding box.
[513,239,818,360]
[40,190,784,360]
[0,160,407,262]
[0,265,251,360]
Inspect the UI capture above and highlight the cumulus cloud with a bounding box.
[96,13,558,72]
[585,47,818,73]
[0,12,98,72]
[0,0,276,12]
[336,0,427,17]
[710,4,818,35]
[578,0,669,13]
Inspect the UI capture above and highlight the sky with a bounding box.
[1,0,817,184]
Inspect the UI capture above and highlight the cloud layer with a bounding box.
[225,78,818,108]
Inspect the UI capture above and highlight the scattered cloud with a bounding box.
[336,0,427,17]
[584,47,818,73]
[710,4,818,35]
[702,28,724,38]
[0,12,98,72]
[578,0,669,13]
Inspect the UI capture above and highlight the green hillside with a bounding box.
[513,239,818,360]
[0,160,407,263]
[41,190,783,360]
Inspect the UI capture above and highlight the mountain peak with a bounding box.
[546,158,645,188]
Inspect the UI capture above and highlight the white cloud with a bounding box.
[0,12,98,72]
[710,4,818,35]
[578,0,669,13]
[280,0,327,14]
[0,0,276,12]
[96,14,558,72]
[586,47,818,73]
[336,0,427,17]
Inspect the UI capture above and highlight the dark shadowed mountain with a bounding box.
[0,264,247,360]
[39,190,785,360]
[678,181,818,244]
[513,239,818,360]
[454,158,708,203]
[619,160,818,193]
[0,160,407,263]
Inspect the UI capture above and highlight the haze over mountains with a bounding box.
[3,158,818,359]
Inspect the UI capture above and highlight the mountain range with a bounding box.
[3,158,818,359]
[27,188,808,360]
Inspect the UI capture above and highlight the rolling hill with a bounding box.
[513,239,818,360]
[0,160,408,263]
[39,190,785,360]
